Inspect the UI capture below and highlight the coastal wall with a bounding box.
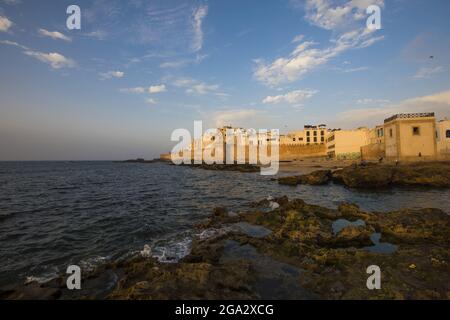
[279,143,327,161]
[361,143,385,161]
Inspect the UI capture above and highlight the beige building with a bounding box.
[281,125,327,145]
[326,128,370,160]
[361,125,385,161]
[384,113,437,161]
[436,118,450,158]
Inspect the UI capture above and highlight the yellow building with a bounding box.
[361,125,385,161]
[436,118,450,158]
[384,113,437,161]
[281,125,327,145]
[326,128,370,160]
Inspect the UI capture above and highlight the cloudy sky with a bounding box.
[1,0,450,160]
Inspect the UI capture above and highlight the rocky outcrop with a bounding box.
[278,170,332,186]
[4,196,449,300]
[280,162,450,188]
[184,163,260,173]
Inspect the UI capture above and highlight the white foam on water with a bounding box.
[79,256,109,272]
[25,266,59,284]
[152,237,192,263]
[196,227,234,241]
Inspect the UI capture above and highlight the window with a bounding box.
[314,137,317,143]
[377,128,384,137]
[389,129,393,138]
[306,131,310,136]
[299,137,304,141]
[413,127,420,136]
[313,131,317,136]
[293,138,296,142]
[321,137,325,142]
[321,131,324,136]
[446,130,450,138]
[307,137,310,143]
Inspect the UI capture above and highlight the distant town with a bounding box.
[161,113,450,163]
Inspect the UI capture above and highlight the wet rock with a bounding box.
[297,170,332,185]
[368,208,450,244]
[334,162,450,189]
[6,196,449,300]
[2,282,62,300]
[339,165,394,188]
[332,225,375,247]
[278,176,300,186]
[185,163,260,173]
[278,170,332,186]
[331,169,344,184]
[338,203,373,220]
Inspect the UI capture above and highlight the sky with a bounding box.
[0,0,450,160]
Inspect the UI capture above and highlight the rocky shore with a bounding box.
[179,163,261,173]
[3,196,449,300]
[279,161,450,188]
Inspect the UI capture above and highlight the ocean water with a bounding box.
[0,161,449,288]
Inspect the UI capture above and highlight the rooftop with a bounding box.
[384,112,435,123]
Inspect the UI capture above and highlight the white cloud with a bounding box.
[413,66,444,79]
[343,66,369,73]
[254,1,385,87]
[99,70,124,80]
[160,60,188,68]
[84,30,108,40]
[24,50,75,69]
[146,98,157,105]
[263,89,318,104]
[3,0,21,5]
[38,28,71,42]
[0,39,28,50]
[254,29,383,86]
[120,85,167,94]
[336,89,450,127]
[356,98,390,105]
[212,109,261,127]
[303,0,385,31]
[149,84,167,93]
[291,34,304,43]
[120,87,146,94]
[1,40,75,69]
[0,15,13,32]
[174,78,225,96]
[191,5,208,52]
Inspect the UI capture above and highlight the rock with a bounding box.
[331,169,344,184]
[297,170,332,185]
[278,176,300,186]
[140,245,152,258]
[333,225,375,247]
[339,165,394,188]
[391,162,450,187]
[6,196,449,300]
[278,170,332,186]
[269,202,280,210]
[332,162,450,189]
[338,203,372,220]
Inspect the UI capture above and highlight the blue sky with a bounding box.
[1,0,450,160]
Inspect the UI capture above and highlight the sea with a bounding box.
[0,161,449,288]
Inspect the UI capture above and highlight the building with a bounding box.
[281,124,327,145]
[436,118,450,158]
[384,113,437,161]
[326,128,370,160]
[361,125,385,161]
